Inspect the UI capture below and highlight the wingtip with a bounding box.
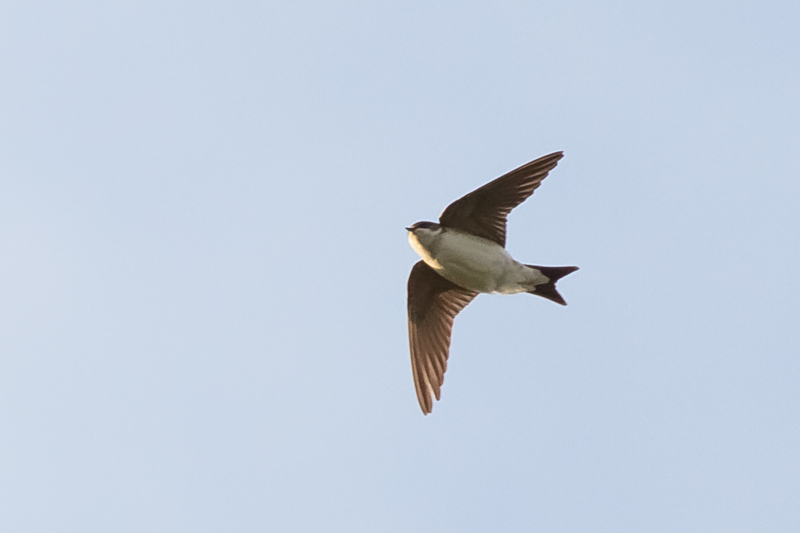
[418,395,433,415]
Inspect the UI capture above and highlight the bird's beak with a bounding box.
[405,227,413,232]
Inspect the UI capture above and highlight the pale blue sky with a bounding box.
[2,1,799,531]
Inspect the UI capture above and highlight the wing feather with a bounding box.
[407,261,477,414]
[439,151,564,247]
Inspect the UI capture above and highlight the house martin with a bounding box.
[406,151,578,414]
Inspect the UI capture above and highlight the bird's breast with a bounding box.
[408,231,443,269]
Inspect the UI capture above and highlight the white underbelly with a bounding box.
[421,232,531,294]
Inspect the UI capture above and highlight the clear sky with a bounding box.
[2,1,799,531]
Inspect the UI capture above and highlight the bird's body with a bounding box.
[408,227,548,294]
[405,151,578,414]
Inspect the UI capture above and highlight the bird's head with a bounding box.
[405,221,441,234]
[406,221,442,252]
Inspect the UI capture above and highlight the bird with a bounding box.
[406,151,578,415]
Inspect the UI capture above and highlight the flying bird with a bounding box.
[406,151,578,414]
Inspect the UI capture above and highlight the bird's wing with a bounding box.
[407,261,477,415]
[438,151,564,247]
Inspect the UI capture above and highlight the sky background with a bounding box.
[2,1,799,531]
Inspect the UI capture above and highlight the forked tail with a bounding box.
[525,265,579,305]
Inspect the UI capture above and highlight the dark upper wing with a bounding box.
[407,261,477,415]
[438,151,564,247]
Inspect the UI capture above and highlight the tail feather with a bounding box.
[525,265,579,305]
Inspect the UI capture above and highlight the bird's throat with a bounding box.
[408,232,443,270]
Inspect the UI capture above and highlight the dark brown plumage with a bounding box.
[438,151,563,247]
[407,261,477,414]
